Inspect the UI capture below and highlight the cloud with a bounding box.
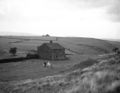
[0,1,6,19]
[0,0,120,22]
[0,0,24,22]
[69,0,120,22]
[108,0,120,21]
[0,0,119,39]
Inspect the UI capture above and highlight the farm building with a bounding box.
[37,41,66,60]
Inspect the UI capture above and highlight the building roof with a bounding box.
[43,43,65,50]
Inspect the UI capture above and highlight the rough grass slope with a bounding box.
[0,53,120,93]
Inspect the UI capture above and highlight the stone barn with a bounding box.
[37,41,66,60]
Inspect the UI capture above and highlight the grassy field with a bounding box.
[0,36,120,82]
[0,53,120,93]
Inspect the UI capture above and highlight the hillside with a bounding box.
[0,36,120,81]
[0,36,120,93]
[0,53,120,93]
[0,36,119,57]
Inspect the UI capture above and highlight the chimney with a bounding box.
[50,40,53,44]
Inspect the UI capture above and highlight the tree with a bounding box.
[46,34,50,37]
[9,47,17,56]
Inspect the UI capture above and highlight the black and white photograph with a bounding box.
[0,0,120,93]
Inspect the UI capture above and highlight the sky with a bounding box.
[0,0,120,39]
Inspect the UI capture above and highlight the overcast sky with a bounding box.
[0,0,120,39]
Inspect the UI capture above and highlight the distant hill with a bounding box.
[0,36,120,57]
[0,31,32,36]
[58,37,119,54]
